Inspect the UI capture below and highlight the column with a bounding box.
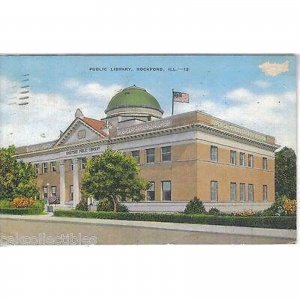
[72,158,80,208]
[59,160,66,205]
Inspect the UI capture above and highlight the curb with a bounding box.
[0,214,296,240]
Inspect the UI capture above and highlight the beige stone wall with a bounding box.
[34,141,275,204]
[196,143,275,203]
[36,162,60,198]
[136,142,275,203]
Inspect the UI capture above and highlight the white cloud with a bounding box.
[0,77,123,147]
[258,61,289,77]
[0,91,76,147]
[1,76,296,151]
[224,89,296,149]
[175,86,296,150]
[64,79,122,99]
[253,80,271,88]
[64,79,123,116]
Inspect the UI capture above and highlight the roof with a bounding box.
[105,85,163,113]
[14,110,279,157]
[82,117,107,136]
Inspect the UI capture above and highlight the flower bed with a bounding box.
[0,198,44,215]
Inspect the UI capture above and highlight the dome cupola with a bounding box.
[105,85,163,121]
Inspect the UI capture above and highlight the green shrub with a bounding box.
[97,199,129,212]
[76,199,89,211]
[208,207,221,215]
[118,203,129,213]
[0,200,11,209]
[0,207,44,215]
[33,200,45,210]
[53,210,296,230]
[184,197,206,214]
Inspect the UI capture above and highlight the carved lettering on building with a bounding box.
[118,119,172,136]
[65,146,102,156]
[212,119,267,142]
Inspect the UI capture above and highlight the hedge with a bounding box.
[53,210,297,229]
[0,207,44,215]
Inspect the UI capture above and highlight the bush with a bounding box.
[33,200,45,211]
[283,199,296,216]
[11,197,35,208]
[261,196,297,216]
[184,197,206,214]
[53,210,296,229]
[0,200,11,209]
[76,200,89,211]
[97,199,129,212]
[0,207,44,215]
[208,207,221,215]
[0,199,44,215]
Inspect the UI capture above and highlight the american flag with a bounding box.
[173,91,189,103]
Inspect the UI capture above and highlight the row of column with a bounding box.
[59,158,80,208]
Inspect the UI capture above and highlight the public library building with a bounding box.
[15,86,279,212]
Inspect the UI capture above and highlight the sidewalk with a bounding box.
[0,214,296,240]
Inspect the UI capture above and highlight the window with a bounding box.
[70,185,74,201]
[42,162,48,174]
[162,181,171,201]
[81,158,87,170]
[240,183,246,202]
[34,163,39,175]
[210,181,218,202]
[77,129,86,139]
[230,182,237,202]
[147,182,155,201]
[146,148,155,164]
[43,186,48,199]
[51,186,57,197]
[131,150,140,164]
[239,153,245,166]
[263,185,268,201]
[210,146,218,162]
[161,146,171,162]
[50,161,56,172]
[248,154,254,168]
[248,184,254,202]
[230,150,237,165]
[262,157,267,170]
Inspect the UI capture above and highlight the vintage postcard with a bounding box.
[0,54,297,245]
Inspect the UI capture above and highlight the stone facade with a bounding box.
[15,110,279,212]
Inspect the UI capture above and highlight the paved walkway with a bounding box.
[0,214,296,245]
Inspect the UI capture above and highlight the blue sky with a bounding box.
[0,55,297,149]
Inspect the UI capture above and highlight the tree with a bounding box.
[81,148,148,212]
[0,146,38,199]
[275,147,296,199]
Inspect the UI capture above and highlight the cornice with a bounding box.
[14,122,279,158]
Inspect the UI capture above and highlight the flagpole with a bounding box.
[172,89,174,115]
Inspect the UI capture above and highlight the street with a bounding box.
[0,215,296,245]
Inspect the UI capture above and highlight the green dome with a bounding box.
[105,85,163,113]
